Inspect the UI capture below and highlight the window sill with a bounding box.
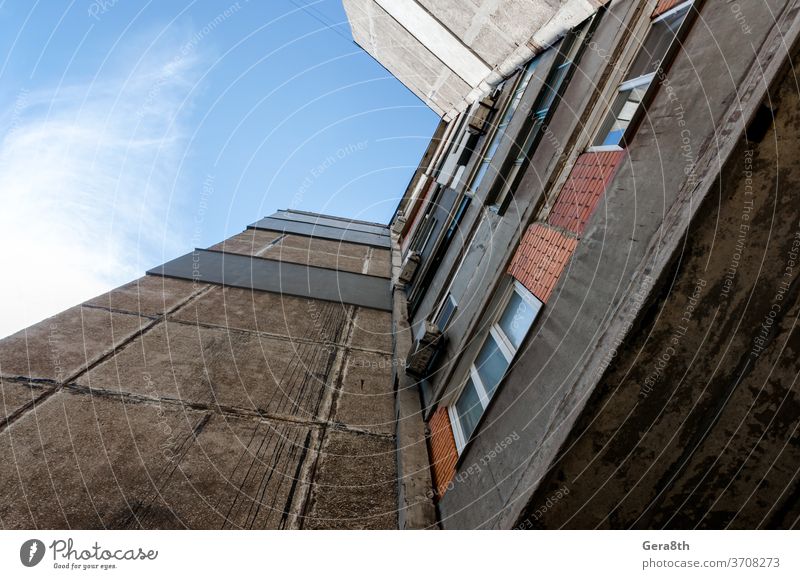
[585,144,624,153]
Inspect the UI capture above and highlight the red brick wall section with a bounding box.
[428,407,458,499]
[547,150,625,236]
[507,224,579,303]
[652,0,685,18]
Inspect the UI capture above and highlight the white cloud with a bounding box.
[0,48,202,338]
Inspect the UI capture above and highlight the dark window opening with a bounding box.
[746,103,776,143]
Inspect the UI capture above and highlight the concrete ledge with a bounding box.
[249,217,391,248]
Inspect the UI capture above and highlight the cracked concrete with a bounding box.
[0,220,400,529]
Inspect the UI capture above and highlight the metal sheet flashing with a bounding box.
[147,249,392,311]
[272,211,390,237]
[249,217,391,248]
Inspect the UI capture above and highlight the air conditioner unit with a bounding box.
[405,321,443,378]
[399,251,421,285]
[466,96,495,135]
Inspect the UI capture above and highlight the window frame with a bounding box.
[466,58,540,195]
[588,0,695,151]
[433,113,469,182]
[592,73,653,147]
[486,13,600,212]
[407,190,472,311]
[408,213,437,254]
[448,280,542,452]
[425,225,478,331]
[443,195,471,243]
[434,293,458,332]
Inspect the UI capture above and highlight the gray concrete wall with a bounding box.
[436,0,800,529]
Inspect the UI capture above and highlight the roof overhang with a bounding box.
[343,0,606,120]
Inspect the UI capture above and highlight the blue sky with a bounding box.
[0,0,438,337]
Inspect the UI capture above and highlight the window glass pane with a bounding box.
[617,100,639,122]
[507,93,525,117]
[492,163,520,209]
[498,288,542,350]
[475,334,509,398]
[409,217,427,252]
[469,58,538,192]
[539,62,570,113]
[594,3,689,147]
[499,32,583,204]
[410,215,437,253]
[485,137,502,160]
[516,56,539,94]
[455,377,484,442]
[602,128,625,147]
[627,4,690,80]
[471,160,490,191]
[435,295,457,331]
[444,196,470,242]
[516,117,544,163]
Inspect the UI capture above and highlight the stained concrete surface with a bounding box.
[171,285,352,344]
[280,234,375,260]
[270,244,367,276]
[209,229,284,256]
[85,276,205,317]
[0,391,206,529]
[350,308,394,354]
[0,379,49,424]
[0,305,148,382]
[367,249,392,278]
[77,320,341,421]
[335,352,396,436]
[122,413,318,530]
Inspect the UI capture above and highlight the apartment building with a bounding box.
[2,0,799,531]
[0,211,400,529]
[350,0,800,528]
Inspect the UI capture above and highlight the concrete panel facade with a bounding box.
[0,213,401,529]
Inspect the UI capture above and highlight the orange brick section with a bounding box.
[508,224,579,303]
[652,0,685,18]
[428,407,459,499]
[547,150,625,235]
